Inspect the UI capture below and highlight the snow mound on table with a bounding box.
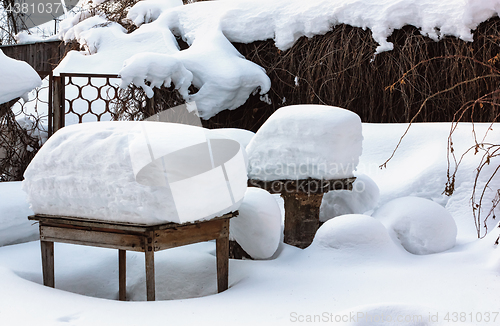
[0,49,41,104]
[0,182,38,246]
[320,173,379,222]
[211,128,255,149]
[229,187,281,259]
[210,128,255,168]
[312,214,395,251]
[246,105,363,181]
[373,196,457,255]
[22,121,248,225]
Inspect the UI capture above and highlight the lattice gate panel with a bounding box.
[60,73,121,126]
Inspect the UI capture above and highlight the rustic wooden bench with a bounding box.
[28,212,236,301]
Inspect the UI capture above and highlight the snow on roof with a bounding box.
[54,0,499,119]
[0,49,41,105]
[246,105,363,181]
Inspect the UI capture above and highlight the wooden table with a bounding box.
[28,212,236,301]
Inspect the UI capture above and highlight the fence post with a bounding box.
[52,76,64,133]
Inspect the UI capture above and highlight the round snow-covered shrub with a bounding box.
[320,173,379,222]
[372,196,457,255]
[229,187,281,259]
[313,214,393,250]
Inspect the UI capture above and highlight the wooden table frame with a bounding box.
[28,212,236,301]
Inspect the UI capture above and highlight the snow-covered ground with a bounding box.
[0,122,499,325]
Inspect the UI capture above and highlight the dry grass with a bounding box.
[201,18,500,130]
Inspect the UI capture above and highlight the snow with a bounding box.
[171,26,270,119]
[359,122,500,241]
[211,128,255,150]
[2,0,500,321]
[246,105,363,181]
[119,52,193,98]
[229,187,281,259]
[0,182,37,246]
[150,0,500,53]
[0,49,42,105]
[373,196,458,255]
[0,122,500,325]
[117,25,271,119]
[312,214,400,254]
[22,121,248,224]
[126,0,183,27]
[320,173,380,222]
[211,128,255,168]
[51,0,500,119]
[55,19,181,75]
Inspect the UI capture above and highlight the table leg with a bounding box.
[41,240,54,288]
[119,249,126,301]
[216,226,229,293]
[145,246,155,301]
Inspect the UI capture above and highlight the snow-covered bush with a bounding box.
[372,196,457,255]
[229,187,281,259]
[312,214,396,252]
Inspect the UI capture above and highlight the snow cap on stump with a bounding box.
[246,105,363,181]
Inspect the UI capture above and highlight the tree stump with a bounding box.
[248,178,355,249]
[229,240,253,259]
